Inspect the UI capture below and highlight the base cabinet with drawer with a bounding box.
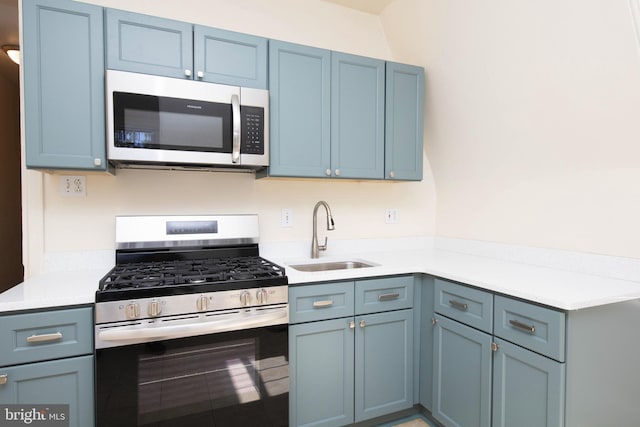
[0,306,95,427]
[289,276,415,427]
[432,279,565,427]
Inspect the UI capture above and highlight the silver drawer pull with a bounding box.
[312,300,334,308]
[0,374,7,385]
[449,299,468,311]
[509,320,536,334]
[26,332,63,343]
[378,293,400,302]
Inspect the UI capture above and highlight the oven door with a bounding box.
[96,325,288,427]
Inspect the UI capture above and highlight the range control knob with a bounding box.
[125,302,140,320]
[256,288,268,304]
[148,299,162,317]
[240,291,251,306]
[196,295,209,311]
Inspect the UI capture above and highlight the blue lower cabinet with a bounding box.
[0,355,95,427]
[289,318,354,427]
[289,310,414,427]
[432,314,492,427]
[355,309,414,422]
[492,338,565,427]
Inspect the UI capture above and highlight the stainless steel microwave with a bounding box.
[106,70,269,170]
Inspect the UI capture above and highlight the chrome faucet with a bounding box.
[311,201,335,258]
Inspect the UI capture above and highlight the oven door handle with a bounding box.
[98,307,288,342]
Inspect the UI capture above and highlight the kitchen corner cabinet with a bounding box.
[432,279,565,427]
[22,0,107,171]
[385,62,424,181]
[267,41,424,181]
[0,307,95,427]
[289,276,414,426]
[106,9,267,89]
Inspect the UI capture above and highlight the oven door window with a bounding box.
[112,92,232,153]
[96,326,288,427]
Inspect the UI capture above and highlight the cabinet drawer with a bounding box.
[355,275,414,315]
[494,296,565,362]
[434,279,493,333]
[289,282,354,324]
[0,307,93,367]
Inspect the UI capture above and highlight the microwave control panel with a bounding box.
[241,106,265,154]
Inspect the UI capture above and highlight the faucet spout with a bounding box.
[311,201,335,258]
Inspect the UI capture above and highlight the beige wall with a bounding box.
[23,0,437,275]
[382,0,640,259]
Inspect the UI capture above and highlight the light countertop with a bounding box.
[277,248,640,310]
[2,245,640,313]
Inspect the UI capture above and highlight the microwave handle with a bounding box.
[231,94,241,163]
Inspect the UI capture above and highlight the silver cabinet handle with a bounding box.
[0,374,7,385]
[431,317,438,325]
[325,169,332,176]
[491,342,499,352]
[359,320,366,328]
[312,300,334,308]
[231,94,241,163]
[349,320,355,329]
[378,293,400,302]
[197,70,204,79]
[389,171,395,178]
[26,332,63,343]
[509,319,536,334]
[185,69,192,77]
[449,299,468,311]
[335,169,341,176]
[94,158,102,166]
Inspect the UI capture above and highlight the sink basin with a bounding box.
[289,260,377,272]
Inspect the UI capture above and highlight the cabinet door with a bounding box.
[193,25,267,89]
[23,0,106,170]
[0,355,95,427]
[289,318,354,427]
[331,53,385,179]
[355,309,414,422]
[433,314,492,427]
[268,41,331,177]
[106,9,193,79]
[385,62,424,181]
[492,338,565,427]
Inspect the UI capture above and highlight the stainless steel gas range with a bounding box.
[94,215,289,427]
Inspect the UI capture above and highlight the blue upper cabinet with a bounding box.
[268,40,331,177]
[385,62,425,181]
[267,44,424,180]
[22,0,106,170]
[331,53,385,179]
[106,9,193,80]
[106,10,267,89]
[194,26,267,88]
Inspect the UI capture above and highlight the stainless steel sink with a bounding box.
[289,260,376,272]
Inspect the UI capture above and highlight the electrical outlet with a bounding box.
[385,208,399,224]
[281,208,293,227]
[60,175,86,197]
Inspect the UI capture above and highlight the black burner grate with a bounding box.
[97,256,287,301]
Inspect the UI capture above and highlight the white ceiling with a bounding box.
[322,0,398,14]
[0,0,18,87]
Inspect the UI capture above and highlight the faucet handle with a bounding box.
[318,236,328,252]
